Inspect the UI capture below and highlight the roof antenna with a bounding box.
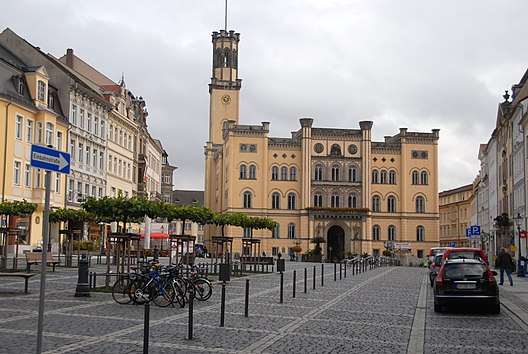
[224,0,228,31]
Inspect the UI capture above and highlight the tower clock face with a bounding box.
[221,94,231,104]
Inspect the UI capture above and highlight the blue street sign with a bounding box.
[30,144,70,174]
[449,242,456,247]
[466,228,472,237]
[471,225,481,236]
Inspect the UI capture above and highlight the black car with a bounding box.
[433,258,500,313]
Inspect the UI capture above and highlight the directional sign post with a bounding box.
[31,144,70,174]
[31,144,70,354]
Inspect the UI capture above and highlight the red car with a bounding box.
[442,247,488,265]
[434,258,499,313]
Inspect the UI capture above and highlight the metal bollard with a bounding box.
[293,270,296,298]
[344,261,347,278]
[188,287,194,339]
[220,282,226,326]
[143,302,150,354]
[313,266,316,289]
[304,268,307,293]
[245,279,249,317]
[93,272,97,289]
[153,246,159,262]
[321,264,324,287]
[339,262,342,279]
[280,271,284,303]
[75,254,90,297]
[334,262,337,281]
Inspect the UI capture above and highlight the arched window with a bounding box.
[239,164,247,179]
[347,194,358,208]
[271,192,280,209]
[249,164,256,179]
[416,226,425,241]
[372,170,379,184]
[313,193,323,207]
[288,223,296,239]
[271,166,279,180]
[288,193,296,209]
[45,122,54,146]
[388,225,396,241]
[243,191,252,208]
[331,165,340,181]
[389,170,397,184]
[416,196,425,213]
[223,48,231,67]
[281,166,288,180]
[372,196,381,212]
[380,170,388,184]
[372,225,381,241]
[314,164,323,181]
[387,195,396,212]
[348,166,357,182]
[421,171,429,185]
[412,170,419,184]
[331,193,340,208]
[38,80,46,101]
[290,166,297,181]
[272,223,280,239]
[330,144,342,156]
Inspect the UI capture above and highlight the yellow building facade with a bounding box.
[439,184,474,248]
[204,30,440,260]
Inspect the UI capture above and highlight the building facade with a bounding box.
[204,29,440,259]
[439,184,473,248]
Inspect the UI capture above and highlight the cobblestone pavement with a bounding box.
[1,261,528,353]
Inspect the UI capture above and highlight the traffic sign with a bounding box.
[466,228,471,237]
[471,226,481,235]
[30,145,70,174]
[449,242,455,247]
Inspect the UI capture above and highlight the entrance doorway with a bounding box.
[327,225,345,261]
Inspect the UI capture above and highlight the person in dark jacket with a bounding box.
[495,247,514,286]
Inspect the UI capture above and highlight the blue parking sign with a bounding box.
[450,242,455,247]
[466,228,472,237]
[471,226,481,235]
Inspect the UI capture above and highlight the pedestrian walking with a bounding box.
[495,247,514,286]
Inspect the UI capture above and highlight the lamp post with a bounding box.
[515,213,525,277]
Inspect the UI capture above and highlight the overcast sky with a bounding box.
[2,0,527,192]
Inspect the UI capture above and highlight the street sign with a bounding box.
[480,234,488,243]
[449,242,455,247]
[466,228,472,237]
[471,226,481,235]
[30,144,70,174]
[520,231,528,239]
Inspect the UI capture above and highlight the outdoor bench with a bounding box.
[0,272,36,293]
[25,252,61,272]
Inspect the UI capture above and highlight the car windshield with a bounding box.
[434,255,443,266]
[443,264,486,278]
[446,251,482,261]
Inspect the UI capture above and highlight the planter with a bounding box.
[307,254,323,263]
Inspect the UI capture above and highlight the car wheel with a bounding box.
[434,302,442,313]
[491,302,500,314]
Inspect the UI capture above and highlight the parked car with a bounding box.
[429,253,444,287]
[433,258,499,313]
[427,247,452,267]
[442,247,488,265]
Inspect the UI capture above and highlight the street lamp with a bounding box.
[514,213,525,277]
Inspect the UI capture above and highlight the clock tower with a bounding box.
[208,30,242,145]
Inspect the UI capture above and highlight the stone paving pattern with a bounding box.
[1,260,528,353]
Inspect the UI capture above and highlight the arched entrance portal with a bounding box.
[327,225,345,261]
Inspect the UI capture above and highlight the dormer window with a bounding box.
[37,80,46,101]
[47,91,55,109]
[17,77,24,95]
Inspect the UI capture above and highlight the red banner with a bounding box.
[520,230,528,239]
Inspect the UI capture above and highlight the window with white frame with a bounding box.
[371,169,379,183]
[93,149,97,167]
[15,115,23,140]
[57,131,63,150]
[36,122,43,144]
[387,195,396,212]
[271,192,280,209]
[78,143,83,162]
[388,225,396,241]
[280,166,288,180]
[70,139,75,160]
[68,180,74,201]
[85,146,90,165]
[239,164,247,179]
[290,166,297,181]
[243,191,252,208]
[416,196,425,213]
[71,105,77,125]
[331,165,340,181]
[288,193,296,209]
[45,122,54,146]
[26,119,33,143]
[24,164,31,188]
[389,170,396,184]
[37,80,46,101]
[420,171,429,185]
[314,164,323,181]
[380,170,387,184]
[13,161,21,185]
[416,226,425,241]
[55,173,61,193]
[100,120,105,138]
[94,117,99,135]
[272,224,280,239]
[348,166,357,182]
[100,152,104,170]
[36,169,42,188]
[249,164,256,179]
[108,155,112,171]
[287,223,296,239]
[372,225,381,241]
[412,170,419,184]
[80,109,85,129]
[87,113,92,133]
[372,195,381,212]
[271,166,279,180]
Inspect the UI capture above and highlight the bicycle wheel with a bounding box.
[172,279,186,308]
[130,277,152,305]
[192,278,212,301]
[112,277,133,304]
[153,280,176,308]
